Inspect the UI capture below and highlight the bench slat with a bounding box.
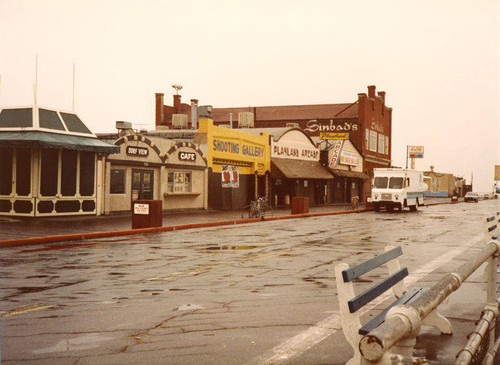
[342,247,403,283]
[488,224,497,232]
[347,267,409,313]
[487,216,495,223]
[358,287,425,335]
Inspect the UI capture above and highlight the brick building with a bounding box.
[154,85,393,200]
[209,85,393,199]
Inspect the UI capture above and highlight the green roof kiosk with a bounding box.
[0,106,119,217]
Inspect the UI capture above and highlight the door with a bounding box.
[132,169,154,201]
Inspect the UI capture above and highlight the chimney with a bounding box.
[377,91,386,104]
[367,85,376,98]
[173,94,181,114]
[190,99,198,129]
[155,93,164,127]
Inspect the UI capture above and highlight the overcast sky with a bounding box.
[1,0,499,191]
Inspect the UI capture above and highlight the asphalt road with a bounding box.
[1,200,499,365]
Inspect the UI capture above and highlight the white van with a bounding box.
[371,168,425,212]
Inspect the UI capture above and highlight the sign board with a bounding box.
[222,165,239,188]
[495,165,500,181]
[127,146,149,157]
[116,121,132,130]
[178,151,196,162]
[320,132,348,140]
[408,146,424,158]
[134,203,149,215]
[339,151,359,166]
[328,140,344,168]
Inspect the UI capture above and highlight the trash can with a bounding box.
[132,200,162,229]
[291,197,309,215]
[451,195,458,203]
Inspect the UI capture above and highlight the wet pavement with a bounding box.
[1,198,499,365]
[0,198,450,241]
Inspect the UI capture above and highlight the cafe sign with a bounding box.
[178,151,196,162]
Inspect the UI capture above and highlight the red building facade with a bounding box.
[209,85,392,198]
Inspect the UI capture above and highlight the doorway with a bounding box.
[132,169,154,201]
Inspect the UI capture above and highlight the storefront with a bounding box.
[194,119,270,210]
[0,106,119,217]
[270,129,333,206]
[104,133,207,213]
[324,138,369,203]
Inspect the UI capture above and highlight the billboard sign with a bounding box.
[408,146,424,158]
[222,165,239,188]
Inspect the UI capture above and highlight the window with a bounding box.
[378,134,385,154]
[110,169,126,194]
[80,152,95,196]
[61,150,77,196]
[365,129,369,150]
[389,177,404,189]
[369,131,377,152]
[374,177,388,188]
[16,148,31,196]
[0,147,13,195]
[168,171,192,193]
[384,136,389,155]
[40,149,59,196]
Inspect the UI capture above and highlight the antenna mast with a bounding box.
[72,63,76,111]
[34,53,38,105]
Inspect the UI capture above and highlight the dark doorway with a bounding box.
[132,169,154,202]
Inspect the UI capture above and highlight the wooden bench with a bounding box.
[485,211,500,242]
[335,245,452,365]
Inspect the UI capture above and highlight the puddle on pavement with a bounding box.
[33,333,115,354]
[175,303,204,311]
[203,245,261,251]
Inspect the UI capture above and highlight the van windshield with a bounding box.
[389,177,404,189]
[374,177,388,188]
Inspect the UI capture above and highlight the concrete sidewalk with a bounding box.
[0,198,454,244]
[0,202,367,241]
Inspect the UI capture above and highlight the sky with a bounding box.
[0,0,499,191]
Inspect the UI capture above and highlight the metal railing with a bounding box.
[358,238,500,364]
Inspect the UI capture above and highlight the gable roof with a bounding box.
[211,101,358,122]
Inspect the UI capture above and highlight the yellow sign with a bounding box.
[320,132,348,140]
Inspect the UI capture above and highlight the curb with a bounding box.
[0,208,372,248]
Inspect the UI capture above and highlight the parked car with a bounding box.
[464,192,479,202]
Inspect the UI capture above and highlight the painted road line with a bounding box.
[245,234,482,365]
[1,304,54,318]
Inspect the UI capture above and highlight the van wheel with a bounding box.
[410,205,417,212]
[374,203,380,212]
